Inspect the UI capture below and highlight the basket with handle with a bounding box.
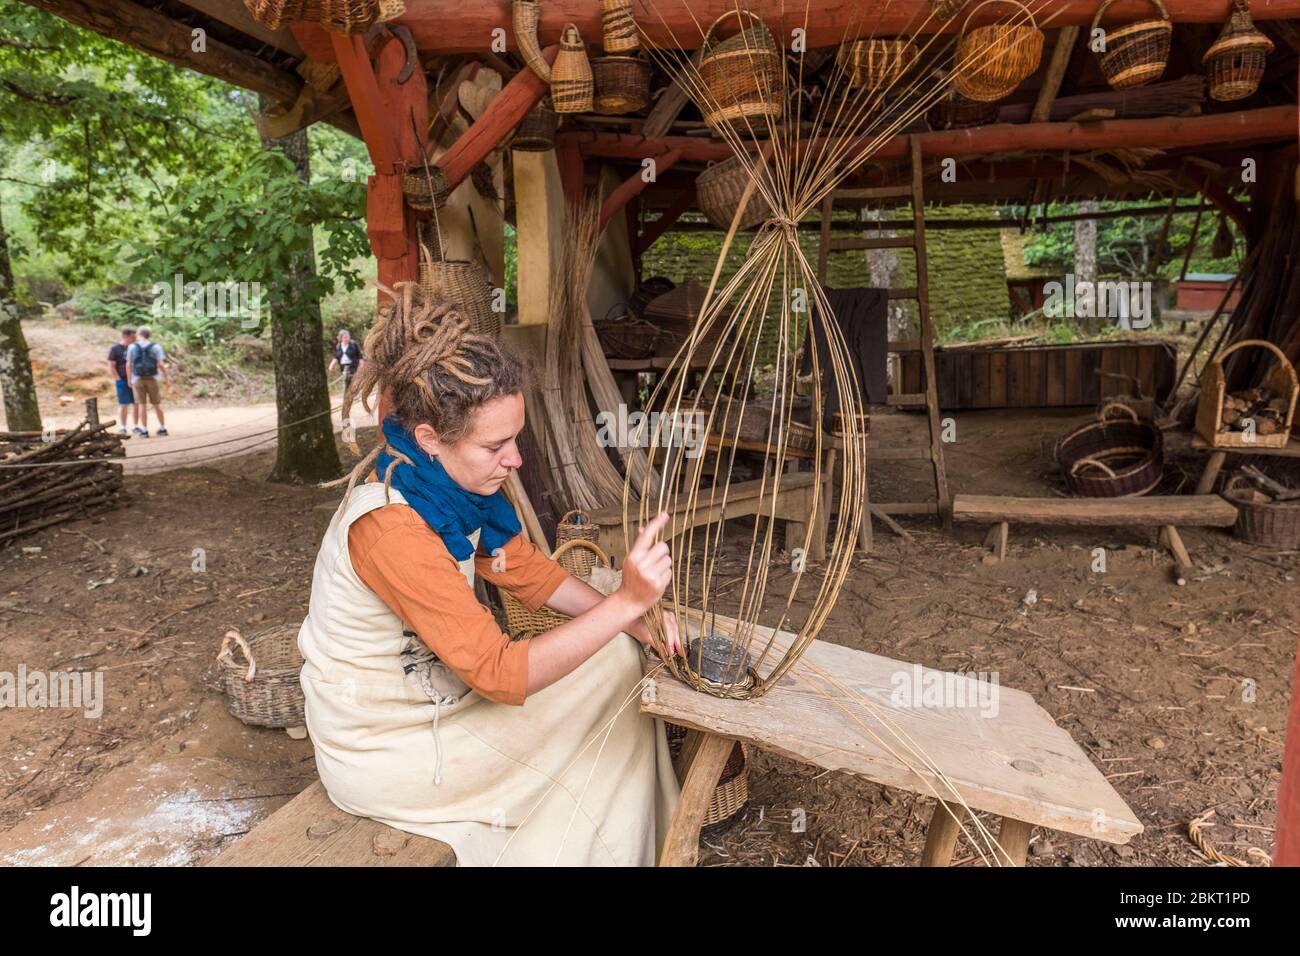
[837,38,920,89]
[502,538,611,638]
[696,156,772,231]
[552,23,595,113]
[1054,402,1164,497]
[1222,474,1300,549]
[592,54,652,114]
[402,161,450,213]
[698,10,783,134]
[512,96,559,151]
[600,0,640,53]
[217,625,306,729]
[418,243,501,339]
[1091,0,1172,90]
[952,0,1044,102]
[928,88,1000,129]
[1203,0,1274,102]
[555,508,601,549]
[1195,339,1298,449]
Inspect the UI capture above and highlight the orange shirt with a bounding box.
[348,502,570,706]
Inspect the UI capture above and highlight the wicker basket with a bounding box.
[419,245,501,338]
[952,0,1044,102]
[593,309,660,359]
[1093,0,1171,90]
[698,10,783,135]
[1195,339,1298,449]
[592,55,652,114]
[502,538,610,638]
[928,90,1000,129]
[837,38,919,89]
[600,0,640,53]
[244,0,403,35]
[665,725,749,835]
[552,24,594,114]
[1222,475,1300,549]
[513,0,551,82]
[1203,0,1274,102]
[402,162,450,213]
[696,156,773,231]
[511,97,559,151]
[217,625,306,729]
[630,276,676,316]
[1054,403,1164,497]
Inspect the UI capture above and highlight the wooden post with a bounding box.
[84,397,99,428]
[997,816,1034,866]
[921,800,963,866]
[659,730,734,867]
[513,149,568,327]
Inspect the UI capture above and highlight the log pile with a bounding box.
[0,414,126,548]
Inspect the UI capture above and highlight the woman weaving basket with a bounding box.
[298,285,682,866]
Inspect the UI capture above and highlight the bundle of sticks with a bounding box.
[0,413,126,548]
[1220,387,1289,436]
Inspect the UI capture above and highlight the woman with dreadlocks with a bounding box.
[297,283,682,866]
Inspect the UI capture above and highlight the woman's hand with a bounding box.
[627,608,684,658]
[617,511,673,616]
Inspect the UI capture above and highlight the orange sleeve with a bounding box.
[474,532,571,612]
[348,505,529,706]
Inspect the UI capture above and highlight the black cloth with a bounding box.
[108,343,129,381]
[334,341,363,365]
[800,286,889,424]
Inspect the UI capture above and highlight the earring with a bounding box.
[428,452,437,463]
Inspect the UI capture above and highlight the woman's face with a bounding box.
[414,393,525,495]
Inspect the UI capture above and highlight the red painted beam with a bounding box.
[598,148,683,232]
[393,1,1300,53]
[436,45,558,190]
[331,32,400,172]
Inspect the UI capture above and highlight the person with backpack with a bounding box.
[127,327,172,437]
[106,326,140,439]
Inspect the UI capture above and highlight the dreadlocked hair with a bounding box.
[324,275,526,499]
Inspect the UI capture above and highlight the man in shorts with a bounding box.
[126,327,172,437]
[106,327,139,438]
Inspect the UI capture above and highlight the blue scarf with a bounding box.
[376,418,521,561]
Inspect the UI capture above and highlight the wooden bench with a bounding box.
[589,470,824,562]
[643,610,1143,866]
[210,781,455,867]
[952,493,1238,585]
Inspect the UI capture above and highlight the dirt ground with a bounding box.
[0,409,1295,867]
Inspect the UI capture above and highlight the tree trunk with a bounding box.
[1074,199,1101,334]
[257,99,341,483]
[0,202,42,432]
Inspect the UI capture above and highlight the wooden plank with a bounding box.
[972,351,990,410]
[988,351,1007,408]
[179,0,304,54]
[1007,349,1027,407]
[951,493,1239,527]
[641,616,1143,844]
[210,781,456,866]
[1046,348,1067,406]
[1026,348,1044,406]
[956,351,973,410]
[1065,346,1081,405]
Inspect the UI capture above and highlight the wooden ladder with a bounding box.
[815,135,951,531]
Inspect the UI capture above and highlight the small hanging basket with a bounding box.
[1203,0,1274,102]
[599,0,640,53]
[551,23,595,114]
[592,55,652,114]
[1092,0,1172,90]
[402,162,451,213]
[503,538,610,638]
[244,0,403,35]
[1054,402,1164,497]
[696,156,773,231]
[512,0,551,82]
[419,245,501,338]
[512,96,559,151]
[1222,475,1300,549]
[837,38,920,89]
[698,10,783,135]
[217,625,306,729]
[928,89,1000,129]
[1195,339,1298,449]
[952,0,1044,103]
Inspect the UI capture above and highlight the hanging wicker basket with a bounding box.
[552,23,595,113]
[600,0,640,53]
[698,10,783,135]
[1054,403,1164,497]
[419,245,501,339]
[1195,339,1298,449]
[1203,0,1274,102]
[244,0,403,35]
[402,162,451,213]
[512,96,559,151]
[696,156,773,231]
[1222,475,1300,549]
[217,625,306,729]
[503,538,610,638]
[837,38,920,89]
[1092,0,1172,90]
[928,89,1000,129]
[512,0,551,82]
[952,0,1044,102]
[592,55,652,114]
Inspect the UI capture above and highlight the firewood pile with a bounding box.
[0,411,126,549]
[1219,387,1289,436]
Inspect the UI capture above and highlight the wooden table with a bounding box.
[1191,434,1300,495]
[642,613,1142,867]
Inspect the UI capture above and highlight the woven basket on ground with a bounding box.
[1222,475,1300,549]
[552,24,594,113]
[592,55,652,114]
[244,0,403,35]
[600,0,640,53]
[513,0,551,82]
[696,156,773,231]
[503,538,610,638]
[698,10,783,134]
[837,38,919,89]
[665,724,749,835]
[217,625,305,729]
[1054,403,1164,497]
[1203,0,1274,102]
[419,245,501,338]
[952,0,1044,102]
[402,162,450,213]
[512,96,559,151]
[1195,339,1298,449]
[1092,0,1171,90]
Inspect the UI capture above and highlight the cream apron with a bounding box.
[298,483,679,866]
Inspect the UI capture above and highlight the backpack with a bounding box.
[132,343,159,378]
